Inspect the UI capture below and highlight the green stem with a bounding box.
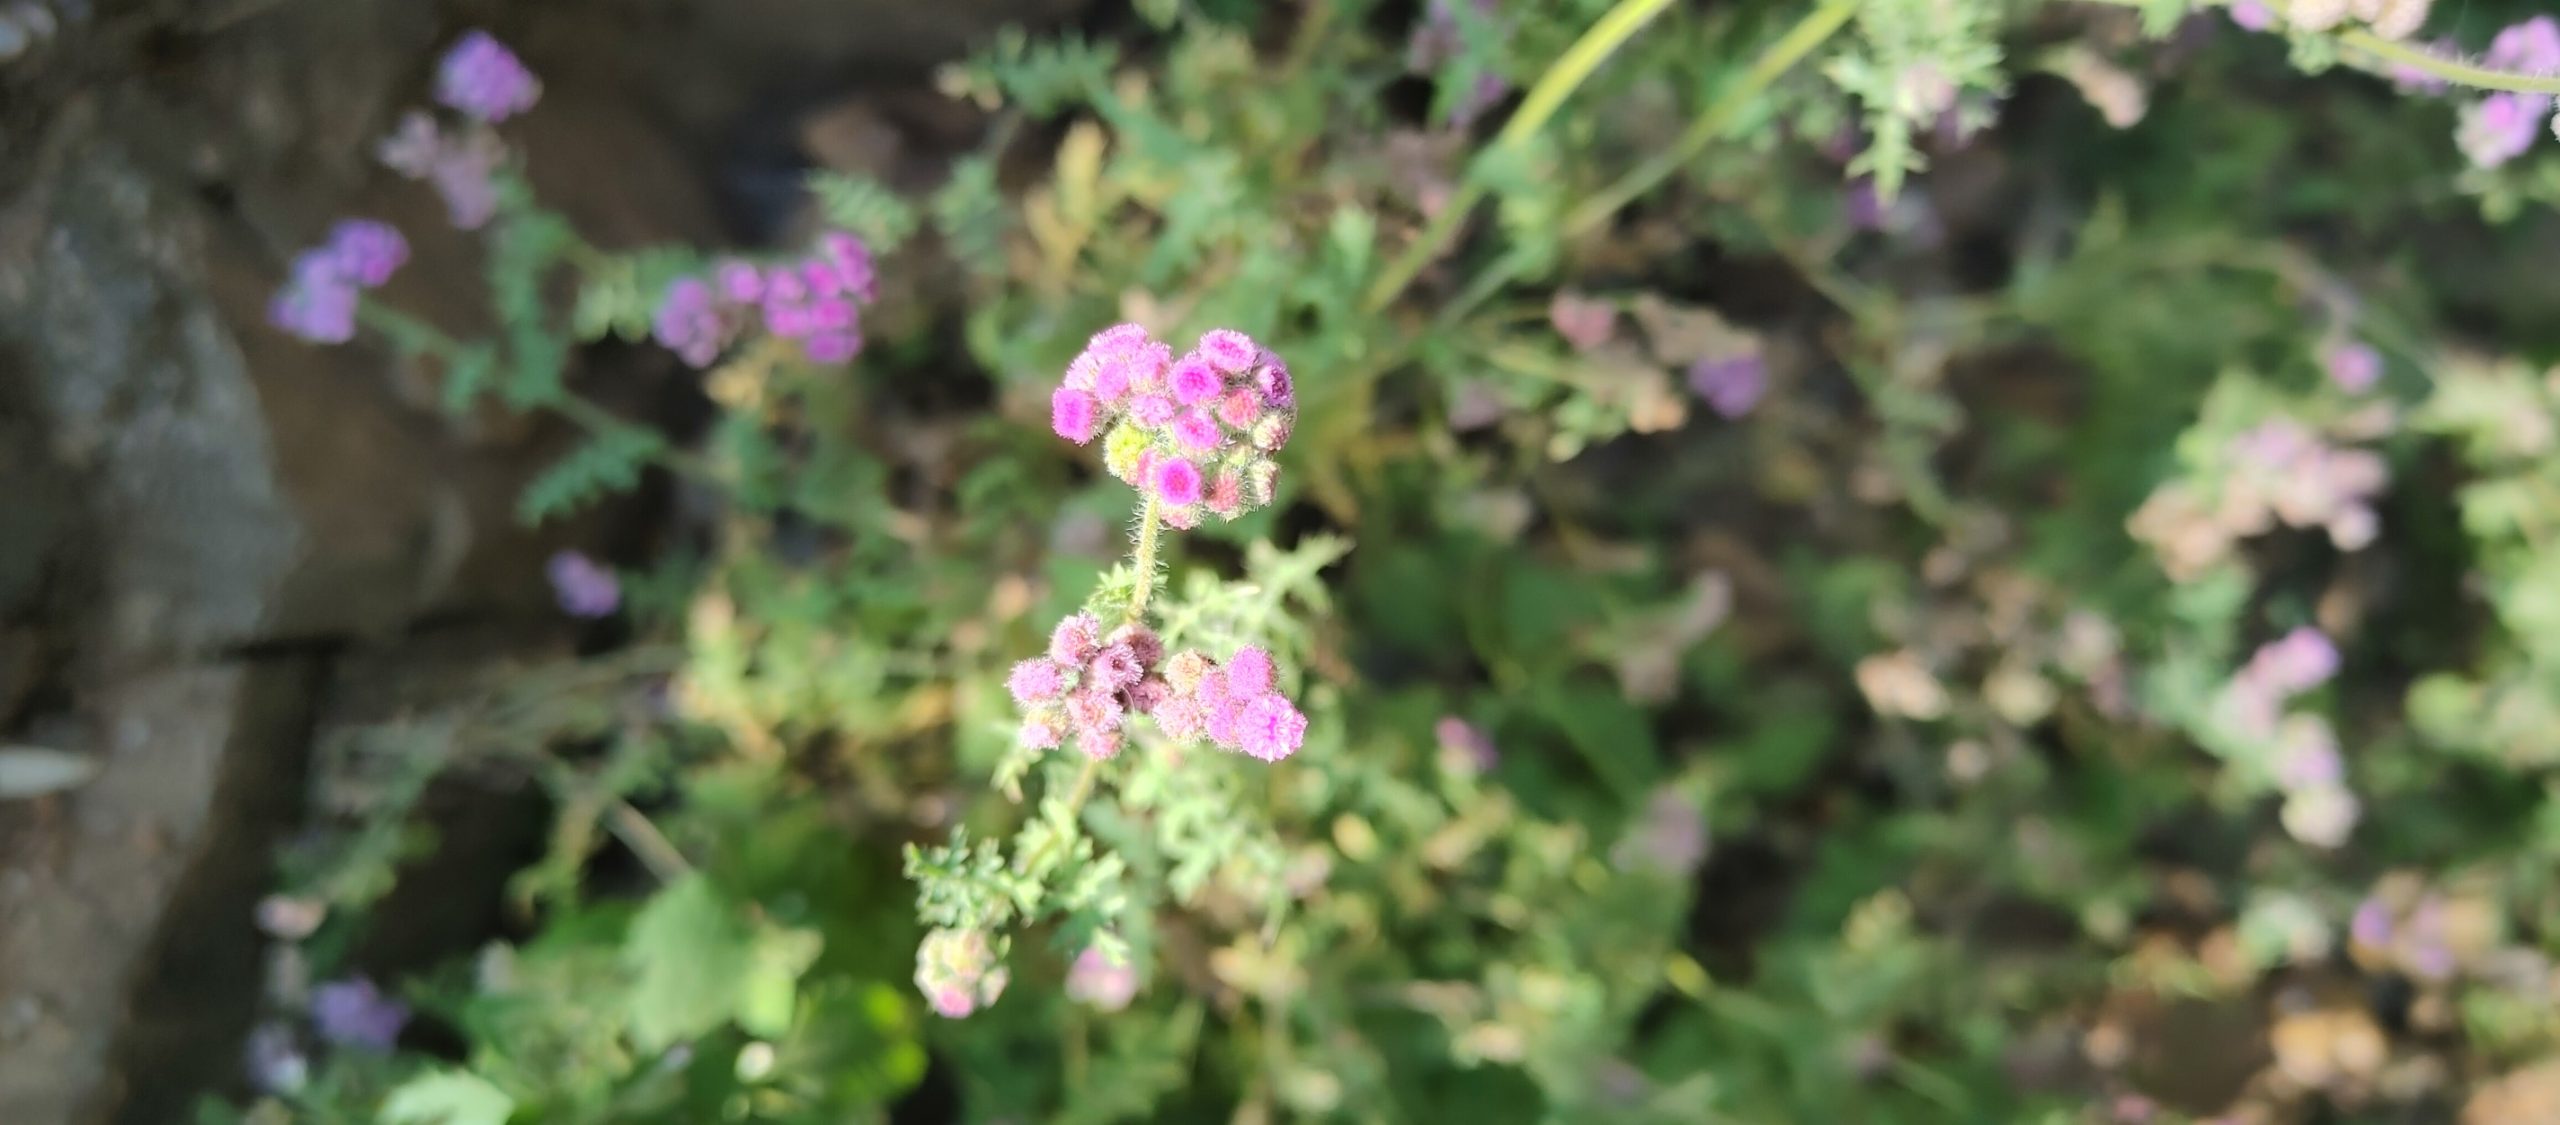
[1362,0,1678,314]
[1128,496,1164,623]
[2339,29,2560,96]
[1428,0,1859,332]
[356,300,717,482]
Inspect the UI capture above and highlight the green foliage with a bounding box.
[516,425,664,524]
[233,4,2560,1124]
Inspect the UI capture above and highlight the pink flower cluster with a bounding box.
[1048,324,1295,527]
[650,232,878,367]
[2228,0,2428,39]
[1008,621,1309,763]
[2456,18,2560,169]
[378,111,505,230]
[914,928,1008,1019]
[1149,644,1309,762]
[2130,418,2387,579]
[434,29,542,124]
[1065,946,1139,1012]
[1008,613,1167,761]
[2210,627,2359,847]
[373,33,538,230]
[269,220,409,344]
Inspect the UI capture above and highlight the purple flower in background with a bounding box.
[2324,341,2381,393]
[2488,17,2560,73]
[1434,716,1497,774]
[1065,947,1139,1012]
[2350,897,2394,948]
[245,1022,309,1093]
[269,221,407,344]
[269,263,359,344]
[1687,352,1768,419]
[435,30,542,123]
[1549,291,1615,351]
[377,111,504,230]
[2458,93,2544,169]
[652,277,727,368]
[1613,789,1708,875]
[2248,627,2340,697]
[546,550,620,618]
[2228,1,2274,31]
[319,220,409,287]
[308,977,409,1052]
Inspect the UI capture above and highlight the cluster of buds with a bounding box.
[2456,18,2560,169]
[2212,628,2359,847]
[1008,613,1167,761]
[651,231,879,367]
[2129,418,2387,580]
[270,220,409,344]
[1149,645,1308,762]
[376,31,540,230]
[913,928,1009,1019]
[1049,325,1295,528]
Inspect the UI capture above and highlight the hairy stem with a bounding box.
[1362,0,1678,313]
[1128,495,1164,623]
[356,300,717,481]
[1428,0,1859,331]
[2339,30,2560,96]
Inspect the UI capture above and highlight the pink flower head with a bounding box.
[1049,613,1103,664]
[1089,645,1144,692]
[1052,388,1103,444]
[270,267,359,345]
[2489,17,2560,74]
[546,550,621,618]
[715,260,765,304]
[1550,291,1615,351]
[2459,93,2544,169]
[1687,353,1767,419]
[1065,689,1125,734]
[2228,0,2273,31]
[1075,727,1123,760]
[1203,694,1248,747]
[1066,947,1140,1011]
[434,30,542,123]
[1126,340,1175,395]
[320,220,409,287]
[2324,341,2382,393]
[1152,456,1205,507]
[1153,696,1204,741]
[1217,386,1263,430]
[1089,352,1137,404]
[1224,646,1277,698]
[818,231,877,304]
[653,277,728,368]
[1130,394,1178,429]
[1127,678,1169,713]
[1008,659,1067,703]
[1238,693,1309,762]
[1171,409,1224,453]
[2251,627,2340,696]
[1193,666,1229,705]
[1105,623,1163,668]
[1206,470,1243,517]
[1019,716,1063,749]
[804,328,862,364]
[1196,328,1259,374]
[914,929,1008,1019]
[310,977,410,1052]
[1169,355,1224,404]
[1089,323,1152,352]
[1253,356,1295,409]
